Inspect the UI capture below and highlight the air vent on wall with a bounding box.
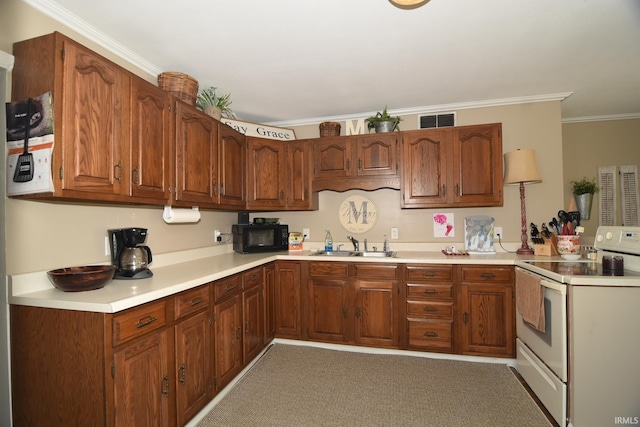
[419,112,456,129]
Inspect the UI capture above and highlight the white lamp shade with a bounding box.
[503,149,542,184]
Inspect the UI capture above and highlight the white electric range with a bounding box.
[515,226,640,427]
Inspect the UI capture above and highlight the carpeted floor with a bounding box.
[197,343,553,427]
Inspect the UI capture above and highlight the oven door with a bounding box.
[515,271,567,381]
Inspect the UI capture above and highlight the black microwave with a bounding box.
[232,224,289,253]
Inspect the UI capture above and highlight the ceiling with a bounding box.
[27,0,640,124]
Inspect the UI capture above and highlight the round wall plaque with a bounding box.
[338,195,378,234]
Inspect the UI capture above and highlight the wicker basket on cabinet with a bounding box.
[157,72,199,105]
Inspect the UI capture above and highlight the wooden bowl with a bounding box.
[47,265,116,292]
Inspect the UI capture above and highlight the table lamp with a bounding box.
[504,149,542,255]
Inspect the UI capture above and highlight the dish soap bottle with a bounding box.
[324,230,333,252]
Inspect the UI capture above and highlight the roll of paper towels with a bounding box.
[163,205,201,224]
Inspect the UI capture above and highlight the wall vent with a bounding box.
[419,112,456,129]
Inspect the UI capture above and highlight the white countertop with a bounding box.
[10,246,545,313]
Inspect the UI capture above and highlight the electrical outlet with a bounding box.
[391,227,399,239]
[104,236,110,256]
[494,227,503,239]
[214,229,221,242]
[303,228,310,240]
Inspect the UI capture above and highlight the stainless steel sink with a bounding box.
[311,250,358,257]
[311,250,396,258]
[355,251,397,258]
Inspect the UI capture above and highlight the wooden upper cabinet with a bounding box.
[313,134,400,191]
[60,40,125,195]
[217,124,246,208]
[129,76,172,202]
[174,101,218,205]
[401,124,503,208]
[355,134,398,176]
[452,124,503,206]
[286,140,317,210]
[314,137,353,179]
[11,32,171,204]
[246,137,287,210]
[247,138,317,210]
[401,129,451,208]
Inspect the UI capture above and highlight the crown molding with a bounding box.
[562,112,640,124]
[24,0,162,76]
[0,51,14,71]
[265,93,574,127]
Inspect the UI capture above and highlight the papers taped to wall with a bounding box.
[5,91,55,195]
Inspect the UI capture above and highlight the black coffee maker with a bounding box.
[108,227,153,279]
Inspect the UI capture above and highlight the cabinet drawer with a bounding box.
[243,267,263,290]
[407,301,453,318]
[406,283,454,301]
[406,265,453,282]
[353,263,397,279]
[112,300,168,347]
[213,275,241,303]
[174,286,210,320]
[407,319,453,351]
[459,266,514,283]
[308,262,349,278]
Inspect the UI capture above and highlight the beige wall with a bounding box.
[1,0,605,277]
[562,119,640,235]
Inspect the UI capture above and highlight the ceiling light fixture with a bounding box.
[389,0,430,9]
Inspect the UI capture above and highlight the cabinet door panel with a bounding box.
[246,138,286,209]
[113,330,171,427]
[243,285,264,363]
[453,124,503,206]
[130,77,171,201]
[218,125,246,207]
[62,40,124,194]
[175,311,211,426]
[307,278,349,342]
[401,129,450,207]
[214,294,243,391]
[354,279,398,347]
[264,263,276,342]
[459,283,514,357]
[356,134,398,176]
[287,141,316,210]
[274,262,303,338]
[174,102,217,204]
[314,138,352,178]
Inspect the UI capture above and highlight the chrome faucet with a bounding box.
[347,236,360,251]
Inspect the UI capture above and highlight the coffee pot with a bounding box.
[108,227,153,279]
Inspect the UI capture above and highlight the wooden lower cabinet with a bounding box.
[458,266,515,357]
[263,263,276,343]
[212,274,243,392]
[305,262,399,348]
[173,286,212,426]
[10,271,274,427]
[274,261,304,338]
[405,264,455,353]
[307,262,350,342]
[114,329,173,427]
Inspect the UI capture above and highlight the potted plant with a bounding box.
[365,106,401,133]
[196,87,237,120]
[571,177,599,220]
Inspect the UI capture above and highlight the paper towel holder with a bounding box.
[163,205,201,224]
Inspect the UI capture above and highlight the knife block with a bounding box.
[534,234,559,256]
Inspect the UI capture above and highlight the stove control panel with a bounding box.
[595,226,640,255]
